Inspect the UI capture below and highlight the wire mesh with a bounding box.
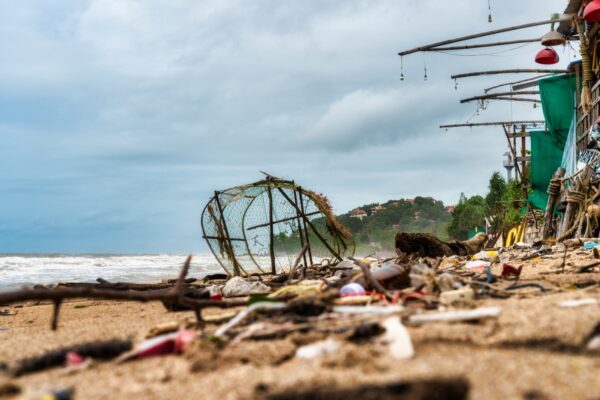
[201,178,354,276]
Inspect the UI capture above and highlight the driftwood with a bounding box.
[0,256,246,330]
[10,339,133,377]
[395,232,487,258]
[543,167,566,240]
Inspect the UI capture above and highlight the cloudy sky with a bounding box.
[0,0,572,253]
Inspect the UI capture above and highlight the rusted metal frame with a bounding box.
[267,186,276,274]
[245,211,321,231]
[298,188,314,265]
[277,187,343,262]
[214,191,243,276]
[292,187,309,270]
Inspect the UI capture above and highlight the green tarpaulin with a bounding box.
[528,131,564,210]
[528,75,577,210]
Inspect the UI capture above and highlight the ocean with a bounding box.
[0,253,223,291]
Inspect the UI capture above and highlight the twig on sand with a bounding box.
[351,258,390,297]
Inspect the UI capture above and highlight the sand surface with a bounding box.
[1,247,600,399]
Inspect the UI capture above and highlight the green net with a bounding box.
[528,131,564,210]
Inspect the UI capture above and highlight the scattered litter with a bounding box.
[332,305,405,315]
[119,329,196,362]
[65,352,85,367]
[440,288,474,305]
[380,317,414,359]
[407,307,501,325]
[221,277,271,297]
[339,283,366,297]
[296,338,341,360]
[214,302,287,338]
[465,260,490,271]
[472,250,497,262]
[583,242,600,249]
[558,298,598,308]
[21,388,73,400]
[501,264,523,279]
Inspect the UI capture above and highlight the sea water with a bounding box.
[0,253,223,291]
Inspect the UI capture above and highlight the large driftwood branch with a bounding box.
[0,256,246,330]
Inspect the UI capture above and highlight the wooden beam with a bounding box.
[425,38,541,52]
[507,131,532,138]
[460,91,540,103]
[440,120,545,129]
[399,16,570,56]
[489,97,541,103]
[452,69,569,80]
[483,74,557,93]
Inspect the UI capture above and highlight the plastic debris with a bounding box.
[339,283,366,297]
[501,264,523,279]
[65,352,85,367]
[214,302,287,338]
[296,338,341,360]
[221,277,271,297]
[332,305,405,315]
[583,242,600,249]
[21,388,73,400]
[440,288,474,305]
[380,317,414,359]
[558,298,598,308]
[408,307,501,325]
[465,260,490,271]
[472,250,497,262]
[119,329,196,361]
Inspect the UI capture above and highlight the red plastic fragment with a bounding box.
[501,264,523,279]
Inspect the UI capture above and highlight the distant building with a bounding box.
[370,204,385,214]
[445,205,455,213]
[349,209,367,220]
[405,198,415,204]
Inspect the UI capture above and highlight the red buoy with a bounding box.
[535,48,559,65]
[584,0,600,22]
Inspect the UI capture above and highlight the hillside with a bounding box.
[336,196,452,253]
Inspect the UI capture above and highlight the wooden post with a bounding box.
[521,125,528,196]
[542,167,566,240]
[502,125,522,182]
[558,167,592,240]
[267,186,276,274]
[293,188,308,269]
[298,188,314,265]
[214,192,242,276]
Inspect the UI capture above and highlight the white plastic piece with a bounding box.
[558,298,598,308]
[296,338,341,360]
[221,277,271,297]
[408,307,501,325]
[380,317,414,359]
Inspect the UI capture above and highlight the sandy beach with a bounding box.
[1,247,600,400]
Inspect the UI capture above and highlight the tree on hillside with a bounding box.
[447,194,486,240]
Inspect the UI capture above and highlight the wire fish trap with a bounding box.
[201,176,354,276]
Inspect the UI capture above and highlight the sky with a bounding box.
[0,0,573,253]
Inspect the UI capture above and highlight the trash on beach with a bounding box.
[472,250,498,262]
[465,260,490,271]
[119,329,196,362]
[339,283,366,297]
[583,242,600,249]
[558,298,598,308]
[214,302,288,338]
[585,322,600,351]
[20,388,73,400]
[296,338,341,360]
[407,307,501,325]
[380,317,414,359]
[501,264,523,279]
[440,288,474,305]
[332,305,405,315]
[221,277,271,297]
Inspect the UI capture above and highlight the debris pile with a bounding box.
[2,230,600,398]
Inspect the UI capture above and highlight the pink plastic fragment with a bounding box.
[65,351,85,366]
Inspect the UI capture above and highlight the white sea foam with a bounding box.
[0,253,223,291]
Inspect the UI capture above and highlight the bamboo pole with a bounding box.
[483,74,557,93]
[425,38,541,52]
[267,186,276,274]
[452,69,569,80]
[398,16,570,57]
[503,125,523,182]
[487,97,541,103]
[440,120,545,129]
[460,91,540,103]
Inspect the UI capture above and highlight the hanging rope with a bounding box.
[488,0,493,23]
[577,21,593,113]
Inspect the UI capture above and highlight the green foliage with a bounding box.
[447,194,486,240]
[485,171,507,232]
